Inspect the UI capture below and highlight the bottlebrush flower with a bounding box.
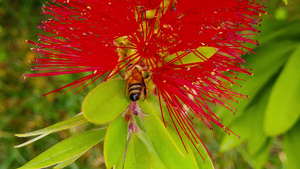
[26,0,265,160]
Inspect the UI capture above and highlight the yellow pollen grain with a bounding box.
[163,80,166,83]
[87,6,91,9]
[94,70,97,74]
[211,72,215,75]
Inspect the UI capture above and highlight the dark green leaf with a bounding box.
[15,114,87,137]
[104,116,128,168]
[220,41,297,125]
[19,128,106,169]
[124,134,150,169]
[284,121,300,169]
[82,79,130,124]
[264,45,300,136]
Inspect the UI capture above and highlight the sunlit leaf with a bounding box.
[124,133,150,169]
[19,128,106,169]
[284,121,300,169]
[104,116,128,168]
[166,47,217,65]
[138,95,185,156]
[188,141,214,169]
[82,79,130,124]
[15,114,87,137]
[138,94,202,169]
[282,0,288,5]
[136,130,168,169]
[264,45,300,136]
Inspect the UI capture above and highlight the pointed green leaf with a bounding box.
[53,151,85,169]
[264,46,300,136]
[252,139,272,169]
[124,134,151,169]
[138,95,200,169]
[282,0,288,5]
[104,116,128,168]
[136,130,168,169]
[15,114,87,137]
[221,87,270,154]
[138,95,185,157]
[19,128,106,169]
[82,79,131,124]
[284,121,300,169]
[14,133,50,148]
[166,47,217,65]
[220,41,297,125]
[124,134,150,169]
[165,122,211,169]
[246,89,270,155]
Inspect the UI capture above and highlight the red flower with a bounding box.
[26,0,265,160]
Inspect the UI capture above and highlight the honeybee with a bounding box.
[125,64,150,101]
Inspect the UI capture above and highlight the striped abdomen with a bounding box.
[128,82,143,101]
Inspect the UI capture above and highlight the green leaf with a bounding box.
[282,0,288,5]
[220,41,297,125]
[259,20,300,45]
[15,114,87,137]
[220,88,269,154]
[188,141,214,169]
[104,116,128,168]
[264,45,300,136]
[82,79,131,124]
[19,128,106,169]
[284,121,300,169]
[53,152,85,169]
[14,133,50,148]
[166,47,217,65]
[124,134,150,169]
[252,139,272,169]
[136,130,168,169]
[138,95,201,169]
[138,95,185,157]
[246,89,270,156]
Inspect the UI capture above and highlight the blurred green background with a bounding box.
[0,0,299,168]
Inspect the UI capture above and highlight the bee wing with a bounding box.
[142,78,147,101]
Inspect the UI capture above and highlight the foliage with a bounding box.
[218,0,300,168]
[1,0,299,169]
